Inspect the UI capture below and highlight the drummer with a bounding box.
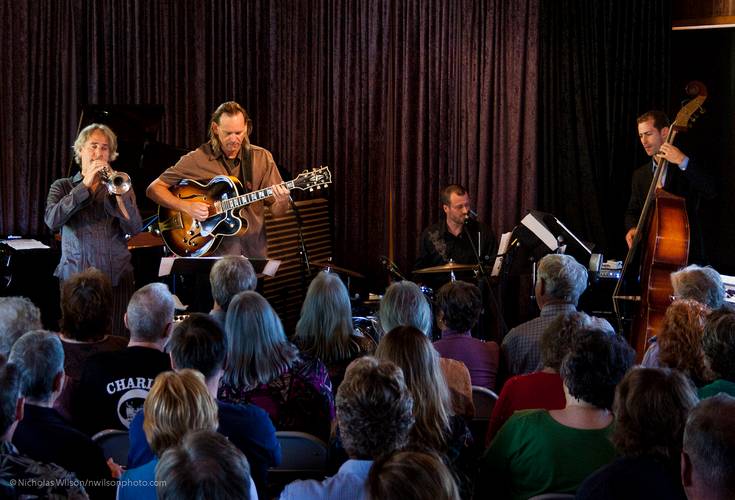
[414,184,496,288]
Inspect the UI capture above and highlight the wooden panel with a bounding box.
[673,0,735,29]
[261,198,332,333]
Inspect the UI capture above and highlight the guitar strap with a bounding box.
[242,147,253,192]
[218,147,253,192]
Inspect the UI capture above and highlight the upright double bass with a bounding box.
[613,82,707,359]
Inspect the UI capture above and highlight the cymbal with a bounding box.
[414,262,478,274]
[312,260,365,279]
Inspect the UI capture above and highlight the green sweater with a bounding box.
[479,409,616,500]
[698,379,735,399]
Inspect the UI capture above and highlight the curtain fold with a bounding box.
[538,0,671,257]
[2,0,539,288]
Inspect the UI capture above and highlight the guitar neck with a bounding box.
[220,180,296,212]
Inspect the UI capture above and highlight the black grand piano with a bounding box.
[2,105,186,328]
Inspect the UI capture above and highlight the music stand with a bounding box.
[504,210,593,269]
[158,256,282,313]
[158,256,281,279]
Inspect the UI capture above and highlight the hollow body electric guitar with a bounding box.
[158,166,331,257]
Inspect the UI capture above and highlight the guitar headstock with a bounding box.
[292,166,332,192]
[671,81,708,132]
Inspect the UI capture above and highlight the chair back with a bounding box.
[92,429,130,467]
[472,385,498,418]
[469,385,498,450]
[267,431,328,497]
[273,431,328,470]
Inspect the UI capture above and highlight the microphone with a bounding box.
[379,256,407,281]
[464,209,478,224]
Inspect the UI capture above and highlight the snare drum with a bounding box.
[353,316,382,345]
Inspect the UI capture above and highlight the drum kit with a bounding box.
[340,259,481,341]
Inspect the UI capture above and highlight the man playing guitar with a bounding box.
[146,101,290,257]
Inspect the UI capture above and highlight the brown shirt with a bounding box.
[158,143,287,257]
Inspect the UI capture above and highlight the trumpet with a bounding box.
[101,166,132,195]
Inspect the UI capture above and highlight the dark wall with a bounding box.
[671,28,735,274]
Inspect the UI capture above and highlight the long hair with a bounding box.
[294,272,356,363]
[208,101,250,155]
[379,281,433,336]
[375,326,452,452]
[223,291,298,389]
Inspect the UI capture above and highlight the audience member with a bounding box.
[74,283,173,434]
[379,281,474,418]
[9,331,114,498]
[0,296,42,358]
[127,313,279,495]
[156,429,255,500]
[294,271,376,390]
[379,280,434,336]
[376,326,473,497]
[656,299,710,386]
[209,255,257,328]
[577,367,698,500]
[671,264,725,309]
[699,308,735,398]
[118,369,224,500]
[218,291,335,441]
[502,254,601,376]
[485,312,603,445]
[479,330,635,499]
[434,281,499,389]
[55,268,127,419]
[642,264,724,367]
[681,394,735,500]
[0,356,89,499]
[367,451,460,500]
[281,356,415,499]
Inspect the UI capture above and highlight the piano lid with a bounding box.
[69,104,188,216]
[68,104,165,177]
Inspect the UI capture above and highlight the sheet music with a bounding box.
[0,238,50,250]
[521,213,558,251]
[261,259,281,277]
[158,256,220,276]
[722,274,735,304]
[491,232,512,277]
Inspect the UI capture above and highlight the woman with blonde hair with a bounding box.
[219,291,334,441]
[375,326,472,496]
[294,272,375,389]
[118,369,219,500]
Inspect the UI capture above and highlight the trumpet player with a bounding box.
[45,123,142,337]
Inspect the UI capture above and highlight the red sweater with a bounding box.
[486,371,565,446]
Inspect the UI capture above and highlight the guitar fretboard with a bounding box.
[218,180,296,212]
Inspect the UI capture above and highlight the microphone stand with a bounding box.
[139,214,159,234]
[289,196,312,294]
[463,217,509,336]
[379,255,407,282]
